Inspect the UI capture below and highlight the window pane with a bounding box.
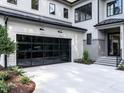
[17,35,31,42]
[80,6,86,21]
[87,33,92,45]
[7,0,17,4]
[64,8,68,18]
[107,0,122,16]
[75,3,92,23]
[49,3,55,15]
[32,0,39,10]
[115,0,122,14]
[75,8,80,22]
[86,3,92,20]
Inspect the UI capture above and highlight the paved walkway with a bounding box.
[24,63,124,93]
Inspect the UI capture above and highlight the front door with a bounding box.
[108,33,120,56]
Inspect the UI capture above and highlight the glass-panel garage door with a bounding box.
[17,35,71,67]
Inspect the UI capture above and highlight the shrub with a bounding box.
[0,80,10,93]
[20,75,31,84]
[82,50,90,64]
[9,66,25,76]
[118,64,124,70]
[0,71,9,81]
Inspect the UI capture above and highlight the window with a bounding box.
[32,0,39,10]
[87,33,92,45]
[75,3,92,23]
[107,0,122,16]
[7,0,17,4]
[49,3,55,15]
[64,8,68,18]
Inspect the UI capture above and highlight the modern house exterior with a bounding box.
[0,0,124,67]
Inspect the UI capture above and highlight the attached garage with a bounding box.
[17,34,71,67]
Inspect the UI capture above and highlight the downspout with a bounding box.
[4,16,9,68]
[98,0,100,23]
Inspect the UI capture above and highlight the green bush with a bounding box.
[118,64,124,70]
[82,50,90,64]
[20,75,31,84]
[0,71,9,81]
[0,80,10,93]
[9,66,25,76]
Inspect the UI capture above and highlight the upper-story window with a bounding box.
[75,3,92,23]
[64,8,69,19]
[32,0,39,10]
[49,3,55,15]
[107,0,122,17]
[7,0,17,4]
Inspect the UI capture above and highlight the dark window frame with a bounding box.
[49,3,56,15]
[64,8,69,19]
[107,0,123,17]
[75,3,92,23]
[7,0,17,5]
[31,0,39,10]
[87,33,92,45]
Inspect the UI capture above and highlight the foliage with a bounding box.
[0,80,10,93]
[118,64,124,70]
[9,66,25,76]
[0,71,9,81]
[0,25,15,55]
[20,75,31,84]
[82,50,90,64]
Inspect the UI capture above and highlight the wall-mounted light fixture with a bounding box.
[40,28,44,31]
[58,29,63,33]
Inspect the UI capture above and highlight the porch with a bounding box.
[95,19,124,66]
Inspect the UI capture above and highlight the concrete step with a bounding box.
[95,62,116,67]
[95,56,117,67]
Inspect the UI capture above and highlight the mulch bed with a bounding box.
[0,65,36,93]
[7,76,35,93]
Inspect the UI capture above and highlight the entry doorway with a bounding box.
[108,33,120,56]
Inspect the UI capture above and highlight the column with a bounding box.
[120,24,124,60]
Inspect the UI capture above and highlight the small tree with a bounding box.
[82,50,90,64]
[0,25,15,67]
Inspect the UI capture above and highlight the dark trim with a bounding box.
[94,19,124,27]
[0,10,87,32]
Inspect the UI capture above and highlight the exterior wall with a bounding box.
[72,0,101,59]
[0,0,72,22]
[6,18,84,66]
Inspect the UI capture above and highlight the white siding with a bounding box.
[0,0,72,22]
[72,0,98,39]
[7,19,84,66]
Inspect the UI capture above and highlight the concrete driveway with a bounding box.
[24,63,124,93]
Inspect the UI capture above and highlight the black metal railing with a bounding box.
[116,49,122,67]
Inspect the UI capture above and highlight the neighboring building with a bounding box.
[0,0,124,67]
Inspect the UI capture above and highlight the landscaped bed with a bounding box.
[0,66,35,93]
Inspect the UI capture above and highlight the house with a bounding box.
[0,0,123,67]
